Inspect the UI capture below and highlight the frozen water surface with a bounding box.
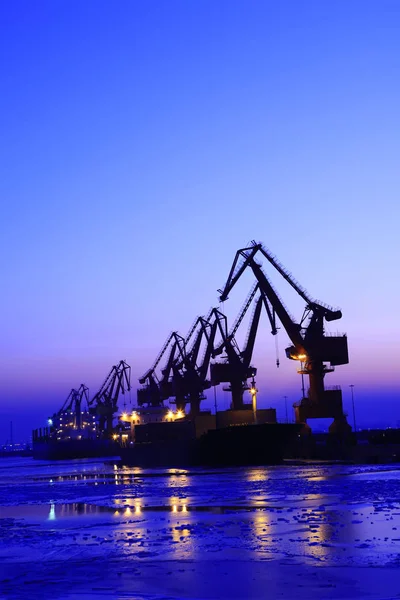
[1,457,400,599]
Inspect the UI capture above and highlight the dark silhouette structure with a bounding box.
[51,384,89,429]
[218,241,350,434]
[211,284,263,410]
[89,360,131,434]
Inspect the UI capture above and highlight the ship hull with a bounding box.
[33,438,120,460]
[119,423,302,467]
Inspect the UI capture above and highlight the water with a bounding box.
[1,457,400,599]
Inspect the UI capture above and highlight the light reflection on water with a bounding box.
[3,459,400,569]
[245,469,270,483]
[2,500,271,521]
[252,509,271,551]
[48,503,56,521]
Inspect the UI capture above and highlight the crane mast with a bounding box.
[73,384,89,429]
[218,241,350,433]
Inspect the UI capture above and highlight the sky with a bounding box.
[1,0,399,442]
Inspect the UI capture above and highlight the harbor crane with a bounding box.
[218,241,350,434]
[138,332,186,407]
[53,384,89,429]
[56,388,78,415]
[210,284,263,410]
[171,308,227,415]
[138,313,222,415]
[89,360,131,435]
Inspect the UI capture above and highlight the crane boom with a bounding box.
[241,294,263,366]
[58,389,76,414]
[139,332,175,384]
[89,360,131,434]
[138,332,186,407]
[249,260,305,352]
[210,293,262,410]
[228,283,259,341]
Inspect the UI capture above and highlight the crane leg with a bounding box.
[230,383,245,410]
[294,387,353,438]
[189,396,201,416]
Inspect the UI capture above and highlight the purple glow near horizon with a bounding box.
[1,1,400,442]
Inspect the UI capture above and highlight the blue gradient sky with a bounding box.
[1,0,399,442]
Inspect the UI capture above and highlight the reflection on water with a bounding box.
[245,469,270,483]
[304,493,327,501]
[4,460,400,571]
[252,509,271,551]
[305,513,335,561]
[48,504,56,521]
[17,500,246,519]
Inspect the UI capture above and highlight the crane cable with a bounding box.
[275,333,280,368]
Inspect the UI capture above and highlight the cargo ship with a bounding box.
[32,408,119,460]
[117,406,302,467]
[32,362,131,460]
[286,427,400,464]
[0,444,32,458]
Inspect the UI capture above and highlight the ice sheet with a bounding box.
[1,458,400,599]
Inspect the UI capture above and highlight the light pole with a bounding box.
[349,385,357,432]
[302,375,306,398]
[250,377,258,424]
[297,355,307,399]
[284,396,288,423]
